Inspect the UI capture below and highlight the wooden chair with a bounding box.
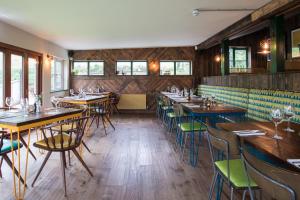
[0,130,27,186]
[90,97,115,135]
[241,144,297,200]
[31,116,93,196]
[110,93,120,114]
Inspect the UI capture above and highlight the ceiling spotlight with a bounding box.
[192,9,200,16]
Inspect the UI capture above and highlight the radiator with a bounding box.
[117,94,147,110]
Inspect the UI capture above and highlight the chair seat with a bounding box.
[0,139,21,154]
[34,134,75,150]
[178,122,206,132]
[215,159,257,188]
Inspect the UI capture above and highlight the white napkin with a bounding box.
[186,104,200,108]
[287,159,300,168]
[233,130,266,137]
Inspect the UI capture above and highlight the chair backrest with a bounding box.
[173,103,184,117]
[241,145,297,200]
[42,116,89,150]
[162,96,171,106]
[207,127,240,158]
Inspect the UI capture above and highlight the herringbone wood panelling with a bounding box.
[71,47,196,111]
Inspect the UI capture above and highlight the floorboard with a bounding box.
[1,113,220,200]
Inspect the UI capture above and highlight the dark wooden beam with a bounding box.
[221,40,229,76]
[270,16,285,73]
[196,0,299,50]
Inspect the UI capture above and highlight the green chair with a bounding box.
[174,104,206,166]
[207,127,258,200]
[241,144,297,200]
[0,130,26,185]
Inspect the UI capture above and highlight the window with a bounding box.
[160,61,192,75]
[73,61,88,75]
[229,47,249,69]
[0,52,3,106]
[89,62,104,75]
[72,61,104,76]
[28,57,38,104]
[132,61,147,75]
[116,61,148,75]
[11,54,23,103]
[51,59,64,91]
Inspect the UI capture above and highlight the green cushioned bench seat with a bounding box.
[198,84,300,124]
[215,159,257,188]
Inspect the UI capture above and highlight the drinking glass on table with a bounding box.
[20,98,29,115]
[5,97,14,110]
[51,96,60,111]
[70,89,75,96]
[270,108,284,140]
[283,104,295,132]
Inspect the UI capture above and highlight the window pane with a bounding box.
[73,62,88,75]
[160,62,174,75]
[89,62,104,75]
[11,54,23,103]
[175,61,191,75]
[55,61,62,90]
[229,48,248,69]
[0,52,3,106]
[117,61,131,75]
[229,48,234,68]
[28,58,38,105]
[132,61,147,75]
[51,60,64,91]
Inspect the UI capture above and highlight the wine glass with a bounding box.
[283,104,295,132]
[88,87,93,94]
[51,96,59,111]
[70,89,75,96]
[270,108,284,140]
[20,98,29,115]
[5,97,14,110]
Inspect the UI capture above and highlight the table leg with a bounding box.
[10,128,31,200]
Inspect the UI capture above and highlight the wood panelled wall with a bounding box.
[71,47,196,111]
[195,28,269,78]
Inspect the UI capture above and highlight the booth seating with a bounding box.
[198,85,300,124]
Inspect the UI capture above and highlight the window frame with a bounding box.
[116,60,148,76]
[51,59,65,92]
[159,60,192,76]
[72,60,105,76]
[229,47,249,69]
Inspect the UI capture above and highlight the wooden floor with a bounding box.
[1,114,216,200]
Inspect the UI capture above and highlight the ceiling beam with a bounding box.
[196,0,299,50]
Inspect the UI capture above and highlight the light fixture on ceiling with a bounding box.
[192,8,255,16]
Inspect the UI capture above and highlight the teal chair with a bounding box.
[207,127,258,200]
[0,130,26,185]
[173,104,206,166]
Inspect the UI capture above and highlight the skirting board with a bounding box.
[117,94,146,110]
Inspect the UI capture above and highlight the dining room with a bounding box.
[0,0,300,200]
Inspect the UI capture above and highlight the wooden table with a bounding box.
[217,121,300,172]
[59,95,108,136]
[0,108,82,200]
[181,103,246,166]
[59,95,107,105]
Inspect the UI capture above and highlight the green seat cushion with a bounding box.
[0,139,20,153]
[215,159,257,188]
[178,122,206,132]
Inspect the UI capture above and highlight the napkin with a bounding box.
[233,130,266,137]
[287,159,300,168]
